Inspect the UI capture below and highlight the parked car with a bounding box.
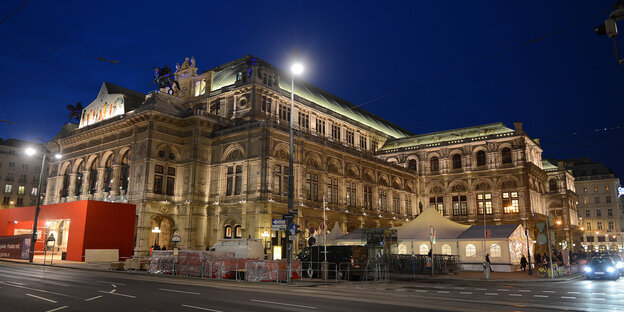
[297,246,368,279]
[585,257,619,280]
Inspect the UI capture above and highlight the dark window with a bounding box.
[606,196,611,203]
[359,136,367,150]
[154,175,163,194]
[501,148,512,164]
[75,162,84,196]
[452,154,462,169]
[327,177,338,204]
[371,139,378,152]
[405,196,412,215]
[103,157,113,192]
[585,210,590,217]
[408,159,417,171]
[226,165,243,196]
[158,150,165,158]
[316,119,325,135]
[210,100,221,115]
[608,209,613,217]
[120,151,130,191]
[273,165,288,196]
[261,96,272,113]
[306,173,319,201]
[430,157,439,172]
[60,168,69,198]
[596,209,602,217]
[166,177,175,196]
[298,112,309,129]
[452,195,467,216]
[331,124,341,141]
[16,198,23,207]
[279,104,290,122]
[595,197,600,204]
[430,196,444,215]
[364,185,373,210]
[346,182,356,207]
[549,179,557,192]
[476,150,486,166]
[393,194,401,214]
[346,130,354,145]
[379,189,388,211]
[88,160,98,194]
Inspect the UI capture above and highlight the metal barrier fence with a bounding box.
[389,254,460,275]
[298,261,389,283]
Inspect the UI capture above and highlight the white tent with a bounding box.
[396,207,470,256]
[325,221,344,245]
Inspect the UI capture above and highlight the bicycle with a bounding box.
[536,264,562,278]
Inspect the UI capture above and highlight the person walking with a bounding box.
[521,255,528,272]
[485,253,492,272]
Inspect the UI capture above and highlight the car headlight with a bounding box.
[616,262,623,269]
[584,266,592,273]
[607,267,615,273]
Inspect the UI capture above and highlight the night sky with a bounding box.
[0,1,622,177]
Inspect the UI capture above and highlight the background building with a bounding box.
[0,139,46,209]
[42,55,561,259]
[560,158,623,252]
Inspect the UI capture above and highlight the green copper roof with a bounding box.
[379,122,515,151]
[206,55,412,139]
[279,80,411,138]
[542,160,558,171]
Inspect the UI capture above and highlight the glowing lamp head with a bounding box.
[54,153,62,160]
[25,147,37,156]
[584,266,592,273]
[291,63,304,75]
[261,230,270,238]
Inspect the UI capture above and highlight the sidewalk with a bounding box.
[390,270,583,283]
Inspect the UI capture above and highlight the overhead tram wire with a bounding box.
[0,36,149,72]
[0,0,30,26]
[349,6,613,111]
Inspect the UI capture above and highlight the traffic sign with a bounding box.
[272,219,286,231]
[288,223,298,236]
[288,209,298,215]
[282,214,294,220]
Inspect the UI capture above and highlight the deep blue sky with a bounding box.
[0,1,622,177]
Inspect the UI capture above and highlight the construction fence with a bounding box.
[389,254,461,275]
[148,251,302,282]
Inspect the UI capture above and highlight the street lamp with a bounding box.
[286,50,304,284]
[26,139,62,263]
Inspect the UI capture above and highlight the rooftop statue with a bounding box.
[66,102,84,124]
[151,65,181,95]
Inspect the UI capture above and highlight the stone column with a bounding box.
[111,165,121,198]
[68,173,77,202]
[96,167,105,200]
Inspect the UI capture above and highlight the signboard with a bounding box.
[272,219,286,231]
[288,223,297,236]
[79,85,126,128]
[288,209,298,215]
[0,234,30,260]
[171,233,181,243]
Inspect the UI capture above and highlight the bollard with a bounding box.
[483,262,490,280]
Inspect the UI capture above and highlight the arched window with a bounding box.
[234,225,242,238]
[490,244,501,257]
[408,159,417,171]
[419,244,429,255]
[452,154,462,169]
[476,151,486,166]
[103,156,113,192]
[194,79,206,96]
[88,159,98,194]
[75,161,84,196]
[430,157,439,173]
[501,148,512,164]
[224,225,232,239]
[120,151,130,192]
[466,244,476,257]
[441,244,452,255]
[60,167,70,198]
[549,179,557,192]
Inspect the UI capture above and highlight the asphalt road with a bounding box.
[0,261,621,312]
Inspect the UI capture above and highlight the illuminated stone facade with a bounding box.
[43,56,564,257]
[0,139,46,210]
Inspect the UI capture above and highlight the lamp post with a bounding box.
[521,216,533,276]
[26,139,61,263]
[286,51,304,284]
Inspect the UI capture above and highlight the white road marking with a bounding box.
[534,295,548,298]
[414,289,427,293]
[395,289,406,292]
[85,295,103,301]
[542,290,555,293]
[591,298,606,301]
[181,305,223,312]
[26,293,57,303]
[561,296,576,299]
[459,292,472,294]
[251,299,317,309]
[45,306,68,312]
[475,288,486,290]
[160,288,201,295]
[98,290,136,298]
[497,289,509,292]
[112,284,117,288]
[592,293,606,296]
[0,282,73,298]
[453,287,466,290]
[509,294,522,297]
[519,290,531,292]
[95,281,126,285]
[567,291,580,294]
[437,291,450,294]
[485,293,498,296]
[43,281,69,287]
[7,281,26,285]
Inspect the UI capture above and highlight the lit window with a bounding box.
[452,195,467,216]
[430,196,444,215]
[502,192,519,213]
[490,244,501,257]
[441,244,451,255]
[466,244,476,257]
[194,79,206,96]
[419,244,429,255]
[224,225,232,239]
[4,185,12,194]
[17,186,24,195]
[477,193,493,215]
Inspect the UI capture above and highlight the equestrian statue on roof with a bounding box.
[151,64,181,95]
